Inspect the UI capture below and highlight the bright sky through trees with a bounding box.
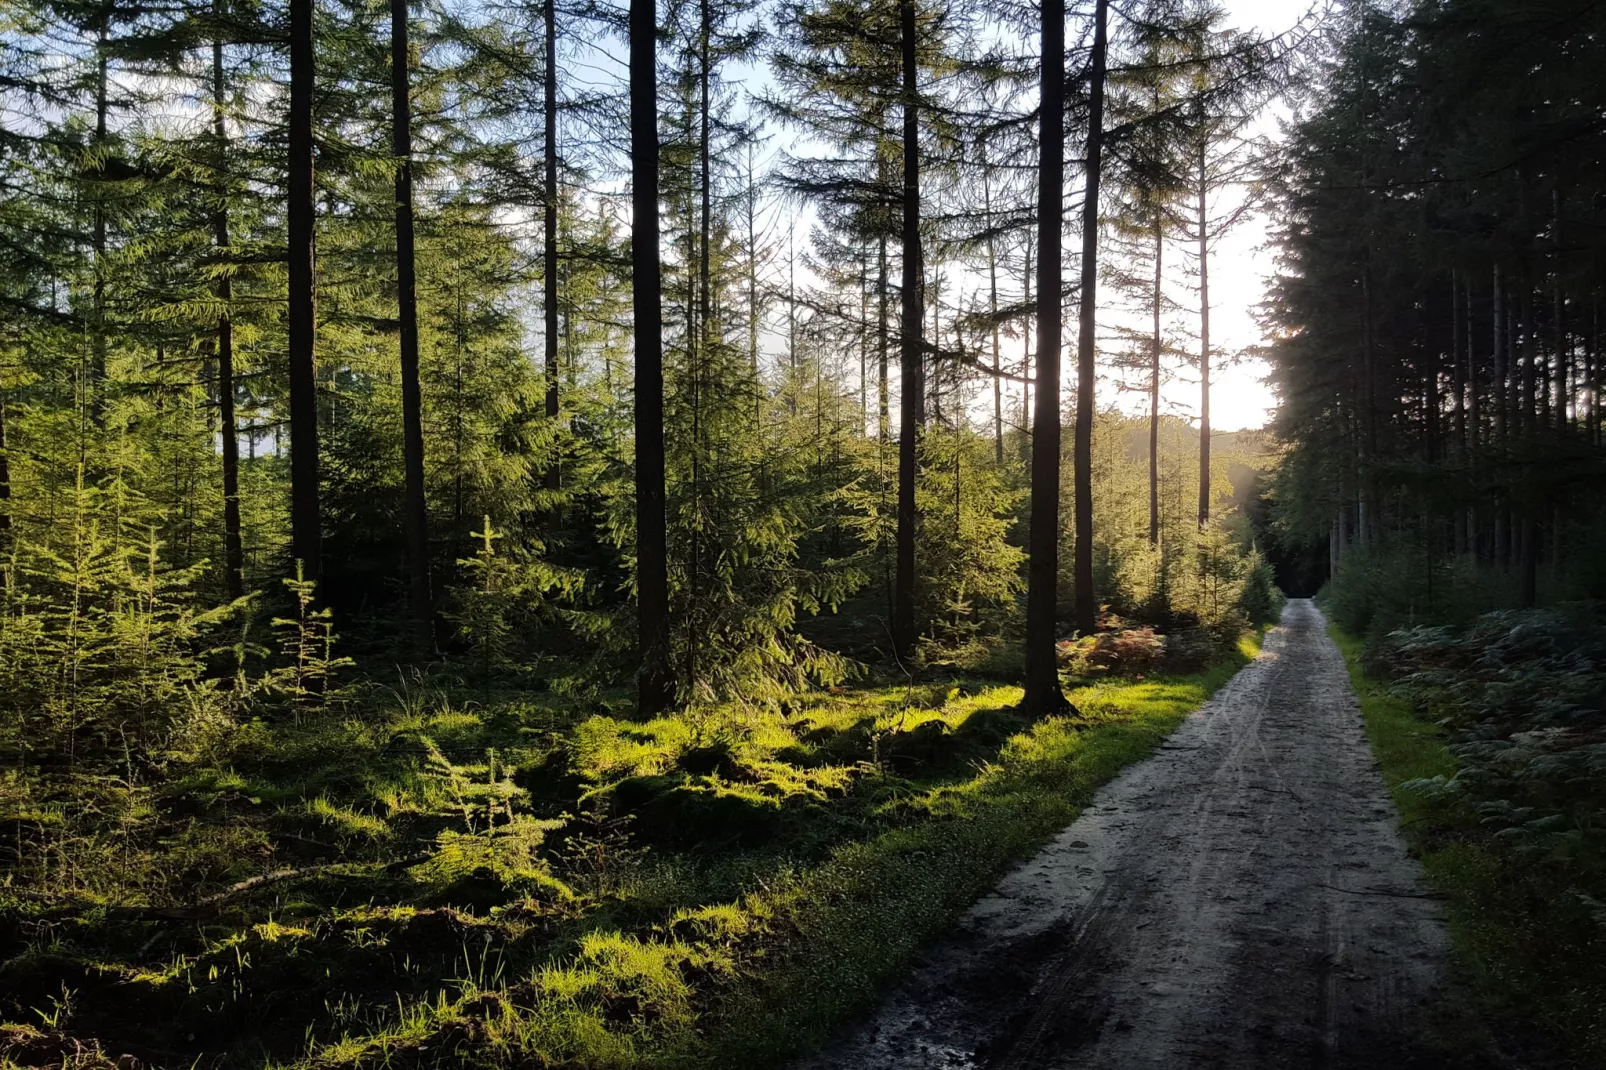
[1192,0,1311,432]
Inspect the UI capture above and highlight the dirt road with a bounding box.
[801,599,1450,1070]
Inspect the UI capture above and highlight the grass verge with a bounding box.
[1330,624,1604,1068]
[696,631,1266,1067]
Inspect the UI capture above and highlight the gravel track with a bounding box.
[800,598,1450,1070]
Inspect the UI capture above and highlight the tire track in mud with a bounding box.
[798,599,1450,1070]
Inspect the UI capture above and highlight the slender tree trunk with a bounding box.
[1021,233,1032,459]
[1071,0,1108,638]
[543,0,561,491]
[1196,140,1212,531]
[1552,190,1566,437]
[213,19,244,601]
[1493,264,1509,564]
[632,0,672,713]
[1359,247,1377,546]
[392,0,432,647]
[985,164,1003,465]
[91,15,108,428]
[860,249,869,430]
[878,233,889,441]
[1465,275,1478,557]
[1149,207,1162,545]
[785,225,798,416]
[892,0,923,665]
[746,146,763,452]
[1591,298,1600,446]
[1451,272,1466,556]
[0,385,11,569]
[1022,0,1069,711]
[287,0,323,585]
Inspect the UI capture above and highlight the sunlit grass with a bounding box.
[4,637,1268,1070]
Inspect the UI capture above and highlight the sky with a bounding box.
[1182,0,1315,432]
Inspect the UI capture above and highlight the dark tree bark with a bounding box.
[543,0,561,491]
[878,233,889,441]
[1195,140,1212,532]
[0,386,11,564]
[392,0,431,647]
[1071,0,1108,639]
[892,0,923,665]
[1149,208,1162,546]
[213,14,244,601]
[1021,233,1032,461]
[287,0,323,585]
[632,0,672,714]
[1022,0,1069,711]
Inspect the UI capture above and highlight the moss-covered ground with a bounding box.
[1,635,1262,1070]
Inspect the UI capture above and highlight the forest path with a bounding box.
[799,599,1450,1070]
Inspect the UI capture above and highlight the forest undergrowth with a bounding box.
[1335,604,1606,1068]
[0,630,1263,1070]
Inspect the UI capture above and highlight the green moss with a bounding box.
[3,638,1266,1070]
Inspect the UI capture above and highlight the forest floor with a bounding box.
[801,599,1468,1070]
[2,624,1266,1068]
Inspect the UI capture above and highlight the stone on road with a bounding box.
[800,598,1448,1070]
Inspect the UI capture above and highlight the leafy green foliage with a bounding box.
[1337,618,1606,1066]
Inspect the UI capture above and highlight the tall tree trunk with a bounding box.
[1196,140,1212,531]
[392,0,431,647]
[543,0,561,491]
[213,17,244,601]
[0,385,11,569]
[985,163,1003,465]
[1492,264,1509,565]
[878,233,889,442]
[698,0,711,363]
[1464,274,1478,557]
[892,0,923,665]
[1021,233,1032,460]
[746,145,763,449]
[1022,0,1069,711]
[1451,272,1466,556]
[1149,206,1162,545]
[1071,0,1107,638]
[632,0,672,713]
[1552,189,1566,437]
[91,14,108,428]
[860,249,869,430]
[287,0,323,586]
